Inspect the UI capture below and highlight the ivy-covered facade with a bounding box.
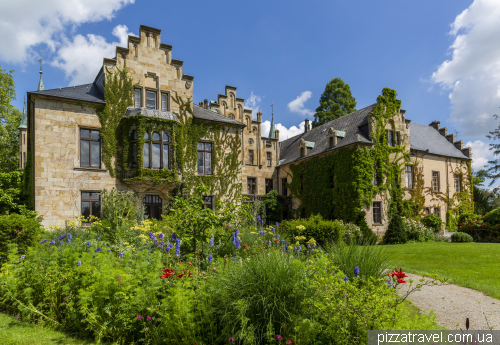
[21,24,473,232]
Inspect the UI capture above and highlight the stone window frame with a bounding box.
[405,165,414,189]
[134,88,142,108]
[79,127,101,169]
[434,207,441,218]
[197,142,213,175]
[81,191,101,220]
[432,171,440,192]
[143,194,162,220]
[142,130,170,170]
[281,177,288,197]
[266,152,272,167]
[161,92,170,111]
[386,130,400,147]
[454,174,461,193]
[247,177,257,195]
[145,88,157,110]
[202,196,213,210]
[248,149,254,165]
[373,201,382,224]
[265,178,273,194]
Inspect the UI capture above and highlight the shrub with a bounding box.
[484,207,500,226]
[402,217,434,242]
[451,232,473,243]
[457,212,479,226]
[325,241,389,280]
[353,210,377,244]
[422,214,442,233]
[0,213,43,264]
[384,214,407,244]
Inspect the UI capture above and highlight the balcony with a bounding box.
[125,108,179,121]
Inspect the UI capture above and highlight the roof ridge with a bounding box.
[34,83,94,93]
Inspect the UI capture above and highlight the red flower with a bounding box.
[176,274,184,278]
[275,239,279,242]
[243,244,248,248]
[161,267,175,279]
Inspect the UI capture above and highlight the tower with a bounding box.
[37,56,45,91]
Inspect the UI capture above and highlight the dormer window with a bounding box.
[300,147,305,158]
[329,137,334,148]
[327,127,337,148]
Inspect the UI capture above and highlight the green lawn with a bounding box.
[384,242,500,299]
[0,313,96,345]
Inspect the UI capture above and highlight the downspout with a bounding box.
[30,97,36,210]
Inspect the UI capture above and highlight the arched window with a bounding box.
[221,101,227,115]
[245,116,251,128]
[238,105,243,120]
[230,93,235,108]
[142,131,170,169]
[229,114,235,120]
[23,152,26,167]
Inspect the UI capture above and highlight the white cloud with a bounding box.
[0,0,134,63]
[261,120,305,141]
[466,139,493,171]
[244,92,262,119]
[52,25,134,85]
[431,0,500,138]
[288,91,314,117]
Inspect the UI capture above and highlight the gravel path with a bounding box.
[398,273,500,330]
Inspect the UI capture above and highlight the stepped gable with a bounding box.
[29,83,105,104]
[410,122,471,160]
[279,104,376,165]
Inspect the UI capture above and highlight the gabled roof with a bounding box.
[29,83,105,104]
[410,123,469,160]
[192,104,245,127]
[279,104,376,165]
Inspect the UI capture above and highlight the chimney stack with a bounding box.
[429,121,440,130]
[257,112,262,123]
[305,119,310,133]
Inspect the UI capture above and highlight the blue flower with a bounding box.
[119,252,124,258]
[68,233,72,239]
[209,235,214,246]
[235,228,239,235]
[260,230,264,236]
[59,241,63,245]
[272,227,275,234]
[235,238,240,249]
[77,260,81,266]
[307,244,311,249]
[107,249,111,252]
[97,237,100,241]
[257,215,261,221]
[268,240,272,247]
[49,240,55,246]
[232,257,237,262]
[149,232,155,240]
[154,240,158,245]
[175,238,181,258]
[67,239,71,244]
[296,245,302,252]
[277,234,280,241]
[41,239,47,244]
[276,222,279,227]
[354,266,360,278]
[387,279,394,288]
[87,242,91,248]
[21,255,25,259]
[208,254,213,263]
[165,243,171,252]
[232,233,236,246]
[172,232,176,241]
[159,233,164,240]
[58,234,66,241]
[344,276,349,282]
[160,241,165,246]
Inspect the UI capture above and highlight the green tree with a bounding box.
[312,77,357,128]
[472,169,500,215]
[0,65,21,172]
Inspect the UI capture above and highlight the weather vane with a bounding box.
[271,102,274,115]
[39,55,43,73]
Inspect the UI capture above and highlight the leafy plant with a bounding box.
[422,214,442,233]
[484,207,500,226]
[99,188,139,243]
[451,232,473,243]
[402,217,434,242]
[384,214,407,244]
[0,213,43,265]
[312,77,357,127]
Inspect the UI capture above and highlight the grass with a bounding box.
[384,241,500,299]
[0,313,96,345]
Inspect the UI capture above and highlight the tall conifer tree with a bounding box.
[312,77,357,128]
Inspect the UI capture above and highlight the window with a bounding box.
[395,132,400,145]
[23,152,26,166]
[373,202,381,224]
[455,174,461,192]
[373,164,378,186]
[143,195,162,220]
[281,178,288,196]
[267,152,272,167]
[23,134,25,145]
[388,131,394,147]
[265,179,273,194]
[425,207,431,215]
[248,150,254,165]
[405,165,414,189]
[134,89,141,107]
[161,93,169,111]
[202,196,213,210]
[81,192,101,219]
[146,91,156,110]
[197,142,212,175]
[143,131,169,169]
[329,136,334,148]
[80,128,100,168]
[432,171,440,192]
[434,207,441,218]
[247,177,257,194]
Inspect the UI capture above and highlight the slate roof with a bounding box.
[410,123,469,160]
[29,83,105,104]
[192,104,245,126]
[279,104,376,165]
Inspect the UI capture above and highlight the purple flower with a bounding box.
[97,237,100,241]
[154,240,158,245]
[40,239,47,244]
[21,255,25,259]
[107,249,111,252]
[77,260,81,266]
[354,266,360,278]
[68,233,72,239]
[137,315,143,320]
[160,241,165,246]
[146,317,152,321]
[208,254,213,263]
[119,252,124,258]
[272,227,275,234]
[307,244,311,249]
[268,240,272,247]
[49,240,55,245]
[257,215,261,221]
[175,237,181,258]
[172,232,176,241]
[260,230,264,236]
[235,238,240,249]
[235,228,239,235]
[59,241,63,245]
[296,245,302,252]
[58,234,66,241]
[232,257,237,262]
[277,234,280,241]
[344,276,349,282]
[232,233,236,246]
[149,232,155,240]
[159,233,164,240]
[209,235,214,246]
[228,337,235,342]
[166,243,172,252]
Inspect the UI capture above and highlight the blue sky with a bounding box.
[2,0,500,179]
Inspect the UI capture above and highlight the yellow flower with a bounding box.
[296,225,306,232]
[307,238,317,246]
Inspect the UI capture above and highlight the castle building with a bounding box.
[20,25,473,232]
